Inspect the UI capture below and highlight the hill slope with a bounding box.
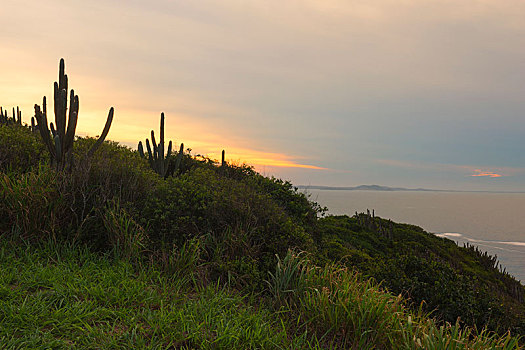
[0,122,523,348]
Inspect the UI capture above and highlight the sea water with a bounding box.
[306,189,525,282]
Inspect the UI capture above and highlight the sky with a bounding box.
[1,0,525,191]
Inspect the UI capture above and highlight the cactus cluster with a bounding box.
[0,106,22,126]
[354,209,394,240]
[138,112,183,178]
[34,59,114,170]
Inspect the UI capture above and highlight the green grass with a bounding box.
[0,238,521,349]
[0,239,303,349]
[268,251,522,349]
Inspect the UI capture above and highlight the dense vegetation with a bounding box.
[316,214,525,334]
[1,120,524,348]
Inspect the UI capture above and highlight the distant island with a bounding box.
[297,184,441,191]
[297,184,524,193]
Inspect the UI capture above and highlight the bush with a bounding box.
[0,124,46,173]
[0,166,70,239]
[50,138,160,245]
[72,137,159,207]
[140,167,314,288]
[266,250,309,306]
[241,174,325,227]
[101,201,147,260]
[0,136,161,246]
[315,215,525,335]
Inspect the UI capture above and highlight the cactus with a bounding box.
[34,58,114,170]
[138,112,183,178]
[221,150,226,167]
[30,116,38,133]
[0,106,22,126]
[13,107,21,125]
[0,107,6,124]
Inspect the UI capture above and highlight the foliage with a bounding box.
[0,238,305,349]
[0,166,70,239]
[268,251,522,349]
[315,215,525,334]
[139,167,314,289]
[241,173,326,227]
[0,124,46,173]
[2,123,525,345]
[101,200,147,260]
[266,250,309,306]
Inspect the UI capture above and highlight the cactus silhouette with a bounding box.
[0,106,22,126]
[34,58,114,170]
[138,112,183,178]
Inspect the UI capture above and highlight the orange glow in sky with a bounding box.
[74,108,327,171]
[206,149,327,170]
[470,170,503,178]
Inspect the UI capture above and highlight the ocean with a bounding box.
[306,189,525,283]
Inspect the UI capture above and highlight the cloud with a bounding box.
[470,170,502,178]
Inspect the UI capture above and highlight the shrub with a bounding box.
[0,137,160,246]
[52,138,160,244]
[314,215,525,334]
[269,253,523,349]
[140,167,314,288]
[0,166,70,239]
[241,173,325,227]
[0,124,46,173]
[72,137,159,207]
[266,250,309,307]
[101,201,147,260]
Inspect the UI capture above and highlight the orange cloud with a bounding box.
[470,169,502,178]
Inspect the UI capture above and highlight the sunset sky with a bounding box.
[2,0,525,191]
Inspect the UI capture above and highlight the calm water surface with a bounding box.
[306,190,525,282]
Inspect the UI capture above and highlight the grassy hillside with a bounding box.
[1,121,524,348]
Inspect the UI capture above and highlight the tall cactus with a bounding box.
[14,107,21,125]
[12,107,22,125]
[138,112,184,178]
[34,58,114,170]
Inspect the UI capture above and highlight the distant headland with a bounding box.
[297,184,524,193]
